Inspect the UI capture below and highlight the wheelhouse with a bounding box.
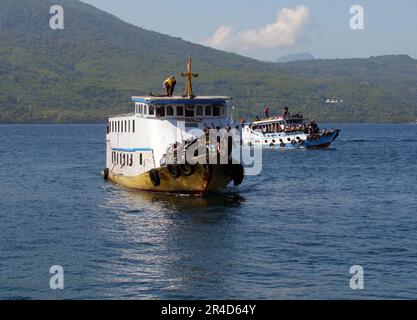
[131,96,230,120]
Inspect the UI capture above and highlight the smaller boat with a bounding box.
[242,111,340,149]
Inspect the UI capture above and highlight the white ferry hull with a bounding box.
[243,129,340,149]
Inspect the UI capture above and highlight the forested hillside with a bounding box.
[0,0,416,123]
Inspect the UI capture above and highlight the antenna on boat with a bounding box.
[181,58,199,98]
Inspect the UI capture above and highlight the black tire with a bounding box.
[103,168,109,180]
[149,169,161,186]
[167,164,181,179]
[180,163,195,176]
[232,165,245,186]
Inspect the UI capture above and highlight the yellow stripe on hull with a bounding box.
[109,164,234,195]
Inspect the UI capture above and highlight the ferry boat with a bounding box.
[242,113,340,149]
[103,60,244,194]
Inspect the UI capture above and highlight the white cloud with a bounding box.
[202,5,312,52]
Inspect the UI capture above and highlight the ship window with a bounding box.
[117,121,120,132]
[177,106,184,116]
[166,106,174,116]
[205,106,212,116]
[185,106,195,117]
[125,121,127,132]
[149,106,155,116]
[128,120,130,133]
[196,106,203,116]
[139,153,143,165]
[133,120,135,133]
[213,106,221,116]
[156,106,165,117]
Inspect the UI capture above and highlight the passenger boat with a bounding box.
[242,113,340,149]
[103,59,244,194]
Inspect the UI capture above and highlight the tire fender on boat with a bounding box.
[224,164,244,186]
[149,169,161,186]
[167,164,181,179]
[180,163,196,176]
[103,168,109,180]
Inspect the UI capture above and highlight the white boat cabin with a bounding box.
[106,96,232,177]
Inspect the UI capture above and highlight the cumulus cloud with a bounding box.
[202,5,312,52]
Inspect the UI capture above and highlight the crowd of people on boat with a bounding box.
[246,106,321,135]
[248,106,304,123]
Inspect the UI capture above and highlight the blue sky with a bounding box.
[81,0,417,61]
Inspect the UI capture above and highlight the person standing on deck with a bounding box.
[264,107,270,119]
[283,105,289,118]
[163,76,177,97]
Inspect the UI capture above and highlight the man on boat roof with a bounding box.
[163,75,177,97]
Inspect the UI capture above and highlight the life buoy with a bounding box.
[149,169,160,186]
[270,143,275,148]
[167,164,181,179]
[291,140,296,146]
[280,142,286,148]
[180,163,195,176]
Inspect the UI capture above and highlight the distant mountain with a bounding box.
[277,52,315,63]
[0,0,416,123]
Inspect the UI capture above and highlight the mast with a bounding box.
[181,58,199,98]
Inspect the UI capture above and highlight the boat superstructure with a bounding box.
[104,60,244,194]
[242,113,340,149]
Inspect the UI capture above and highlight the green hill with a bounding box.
[0,0,416,123]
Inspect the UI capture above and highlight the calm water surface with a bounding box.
[0,124,417,299]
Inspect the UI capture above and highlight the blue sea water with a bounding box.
[0,123,417,300]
